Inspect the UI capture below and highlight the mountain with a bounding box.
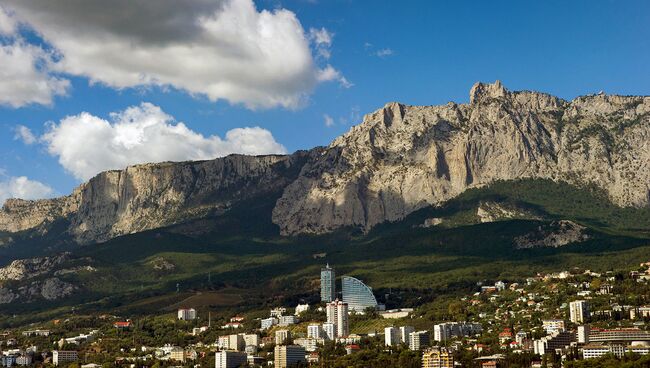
[1,81,649,245]
[274,81,650,234]
[0,151,316,245]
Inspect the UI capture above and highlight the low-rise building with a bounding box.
[422,347,454,368]
[260,317,278,330]
[53,351,78,366]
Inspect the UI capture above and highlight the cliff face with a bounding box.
[272,81,650,235]
[2,82,649,243]
[0,151,315,244]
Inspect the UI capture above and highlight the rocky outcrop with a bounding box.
[273,82,650,235]
[476,202,542,223]
[0,253,71,281]
[0,277,77,304]
[514,220,589,249]
[0,151,316,244]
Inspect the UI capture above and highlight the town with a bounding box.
[1,261,650,367]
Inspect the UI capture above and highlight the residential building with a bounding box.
[260,317,278,330]
[1,356,16,367]
[295,304,310,315]
[274,345,306,368]
[322,322,336,340]
[533,331,576,355]
[271,307,287,318]
[275,329,291,345]
[588,328,650,343]
[569,300,589,324]
[243,334,259,348]
[113,321,131,329]
[321,264,336,302]
[385,327,400,346]
[542,319,566,334]
[170,347,186,362]
[409,330,430,351]
[433,322,483,342]
[15,355,33,366]
[22,330,50,337]
[177,308,197,321]
[422,347,454,368]
[229,334,245,351]
[345,344,361,355]
[631,306,650,319]
[341,276,378,312]
[578,325,590,344]
[53,351,78,366]
[308,324,323,339]
[326,300,349,337]
[294,337,323,352]
[215,351,247,368]
[582,344,626,359]
[279,315,299,326]
[400,326,415,344]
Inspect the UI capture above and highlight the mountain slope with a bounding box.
[1,81,649,246]
[0,150,317,245]
[273,81,650,234]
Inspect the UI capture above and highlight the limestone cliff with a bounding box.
[2,82,649,243]
[0,151,315,244]
[272,81,650,235]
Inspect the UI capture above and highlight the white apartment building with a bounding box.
[569,301,589,324]
[322,322,336,340]
[177,308,197,321]
[542,319,566,334]
[385,327,400,346]
[53,351,78,366]
[308,324,323,339]
[326,300,349,337]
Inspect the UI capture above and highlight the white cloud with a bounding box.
[323,114,334,127]
[0,176,54,205]
[317,65,353,88]
[4,0,349,109]
[0,5,16,35]
[42,102,288,181]
[13,125,37,145]
[0,41,70,108]
[309,27,332,59]
[376,48,394,58]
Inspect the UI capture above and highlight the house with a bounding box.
[113,321,131,329]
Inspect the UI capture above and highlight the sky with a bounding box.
[0,0,649,203]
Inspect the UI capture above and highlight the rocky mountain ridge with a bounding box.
[1,81,649,244]
[0,150,316,244]
[273,81,650,234]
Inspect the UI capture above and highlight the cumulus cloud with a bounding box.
[13,125,37,144]
[0,176,54,205]
[4,0,349,109]
[317,65,353,88]
[0,40,70,108]
[41,103,287,181]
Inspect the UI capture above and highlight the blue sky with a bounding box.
[0,0,649,201]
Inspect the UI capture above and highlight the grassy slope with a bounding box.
[1,179,649,325]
